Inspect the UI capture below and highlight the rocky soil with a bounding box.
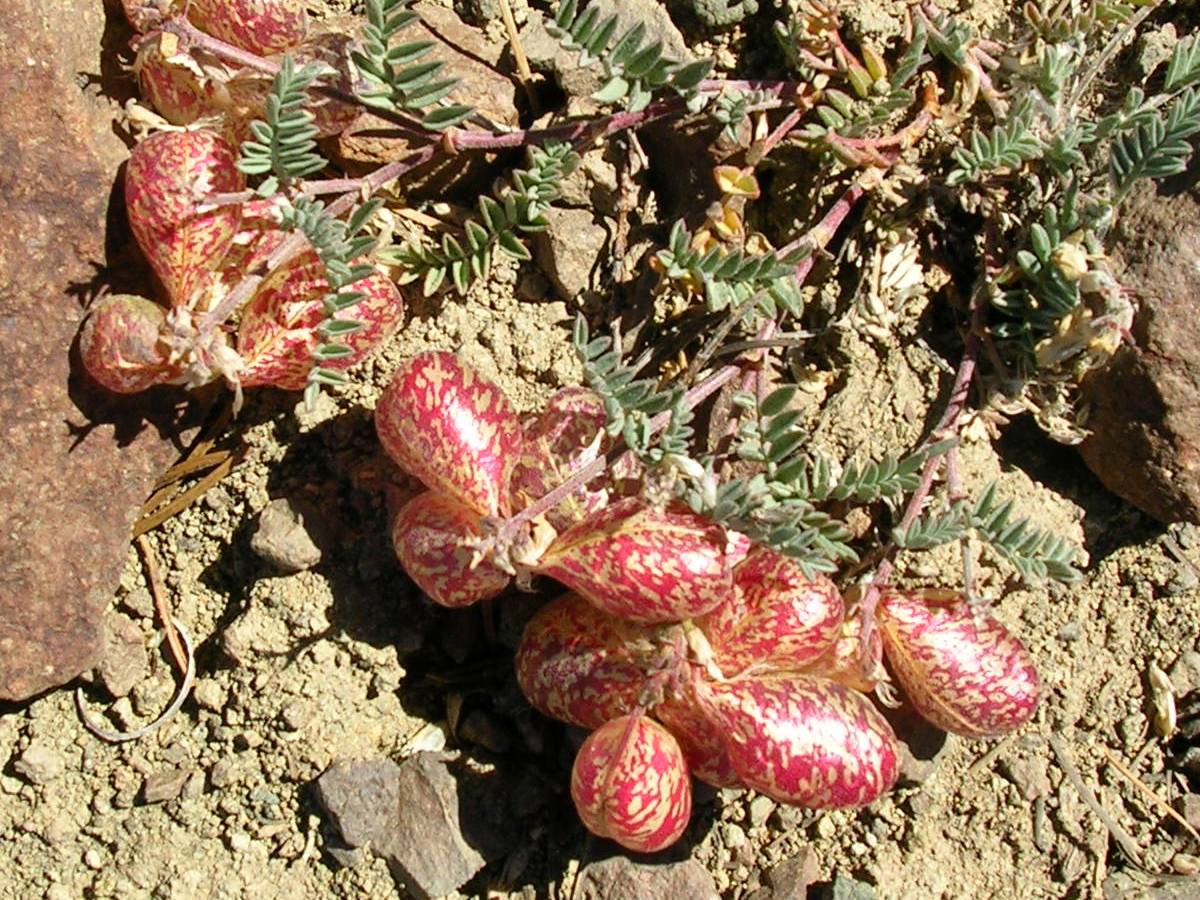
[2,0,1200,899]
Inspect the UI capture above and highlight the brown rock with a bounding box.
[575,856,720,900]
[1079,177,1200,523]
[315,754,516,900]
[0,1,200,700]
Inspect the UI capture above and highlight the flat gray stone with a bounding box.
[575,855,719,900]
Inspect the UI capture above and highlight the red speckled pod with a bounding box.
[571,716,692,853]
[238,250,405,390]
[698,674,899,808]
[134,34,233,127]
[79,294,177,393]
[653,673,740,788]
[189,0,307,55]
[511,387,610,530]
[802,615,877,693]
[878,591,1040,739]
[392,491,511,608]
[125,130,244,305]
[515,593,651,729]
[698,547,843,676]
[375,352,523,518]
[536,497,733,624]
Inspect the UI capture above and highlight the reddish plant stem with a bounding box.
[196,147,437,339]
[856,276,990,673]
[161,16,434,141]
[495,360,748,544]
[829,78,939,152]
[782,175,872,281]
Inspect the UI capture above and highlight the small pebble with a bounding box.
[193,679,227,712]
[748,795,775,828]
[1173,853,1199,876]
[210,758,239,789]
[229,831,252,852]
[84,848,104,870]
[816,815,836,839]
[722,822,747,849]
[142,768,190,804]
[1057,621,1083,643]
[14,742,64,785]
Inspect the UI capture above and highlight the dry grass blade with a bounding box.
[133,449,243,538]
[1101,747,1200,846]
[1049,734,1145,866]
[135,534,187,677]
[496,0,537,112]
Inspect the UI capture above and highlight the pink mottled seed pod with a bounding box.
[536,497,733,624]
[189,0,308,56]
[698,674,899,808]
[375,351,523,518]
[515,593,651,730]
[653,673,740,788]
[125,130,244,305]
[134,33,236,127]
[510,387,610,531]
[391,491,511,608]
[238,250,405,390]
[79,294,177,393]
[878,591,1041,739]
[571,716,692,853]
[698,547,843,676]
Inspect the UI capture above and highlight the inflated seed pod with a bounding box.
[125,130,244,305]
[375,351,523,518]
[134,33,232,127]
[536,497,733,624]
[801,614,877,693]
[237,250,405,390]
[878,591,1040,739]
[698,547,843,676]
[571,715,692,853]
[510,387,610,531]
[392,491,511,608]
[653,673,740,788]
[515,593,650,730]
[79,294,177,393]
[189,0,307,55]
[698,674,899,808]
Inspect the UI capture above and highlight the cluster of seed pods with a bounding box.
[80,127,403,396]
[376,351,1043,852]
[123,0,357,143]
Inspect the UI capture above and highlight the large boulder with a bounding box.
[1079,175,1200,524]
[0,0,194,700]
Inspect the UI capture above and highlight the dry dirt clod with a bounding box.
[13,742,65,785]
[97,611,149,699]
[250,498,324,572]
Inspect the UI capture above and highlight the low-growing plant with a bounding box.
[91,0,1195,856]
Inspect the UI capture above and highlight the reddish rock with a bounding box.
[1080,177,1200,524]
[0,0,195,700]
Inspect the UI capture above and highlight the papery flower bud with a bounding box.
[698,674,899,808]
[392,491,511,608]
[536,497,732,624]
[571,716,692,853]
[125,129,244,305]
[510,387,610,531]
[189,0,308,56]
[79,294,177,393]
[237,250,405,390]
[801,614,878,693]
[515,593,651,730]
[375,351,523,517]
[698,547,843,676]
[878,591,1040,739]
